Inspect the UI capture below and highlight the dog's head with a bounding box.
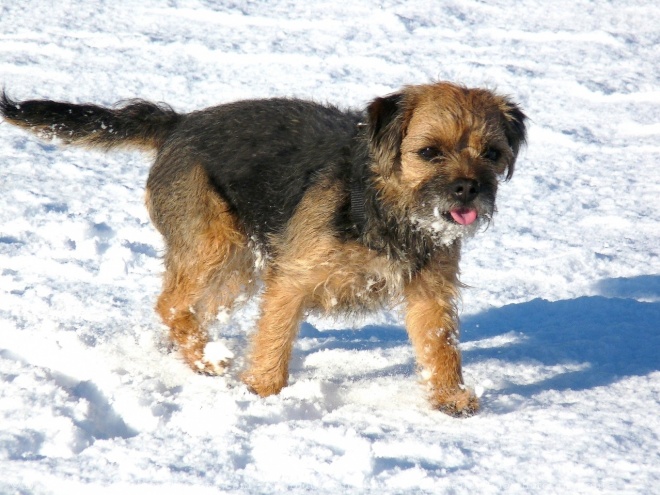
[366,82,527,245]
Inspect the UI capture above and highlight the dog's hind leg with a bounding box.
[147,164,251,374]
[155,249,250,375]
[156,264,220,374]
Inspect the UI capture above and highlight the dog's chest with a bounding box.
[309,247,407,314]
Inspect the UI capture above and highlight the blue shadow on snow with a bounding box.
[297,275,660,399]
[461,274,660,395]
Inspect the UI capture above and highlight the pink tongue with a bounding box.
[450,208,478,225]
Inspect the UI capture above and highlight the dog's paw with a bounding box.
[433,388,479,417]
[183,341,234,376]
[241,370,287,397]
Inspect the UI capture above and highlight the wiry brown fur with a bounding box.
[0,82,527,416]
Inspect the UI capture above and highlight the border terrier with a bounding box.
[1,82,526,416]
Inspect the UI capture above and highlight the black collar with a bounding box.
[350,121,369,232]
[350,176,367,230]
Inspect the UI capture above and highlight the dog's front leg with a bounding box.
[242,276,306,397]
[405,273,479,416]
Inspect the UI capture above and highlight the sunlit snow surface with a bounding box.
[1,1,659,493]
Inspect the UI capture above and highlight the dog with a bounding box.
[0,82,526,416]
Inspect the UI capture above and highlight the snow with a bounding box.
[1,0,659,493]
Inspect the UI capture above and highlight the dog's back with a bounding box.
[164,98,362,246]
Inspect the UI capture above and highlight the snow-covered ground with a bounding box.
[1,1,659,493]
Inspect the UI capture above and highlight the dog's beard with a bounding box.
[409,199,492,247]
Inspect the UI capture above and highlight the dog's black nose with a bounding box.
[449,179,480,203]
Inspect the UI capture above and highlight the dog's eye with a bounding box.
[418,147,443,161]
[483,147,501,161]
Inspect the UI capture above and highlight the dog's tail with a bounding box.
[0,91,180,151]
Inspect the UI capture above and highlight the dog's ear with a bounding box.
[499,99,527,180]
[366,92,407,177]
